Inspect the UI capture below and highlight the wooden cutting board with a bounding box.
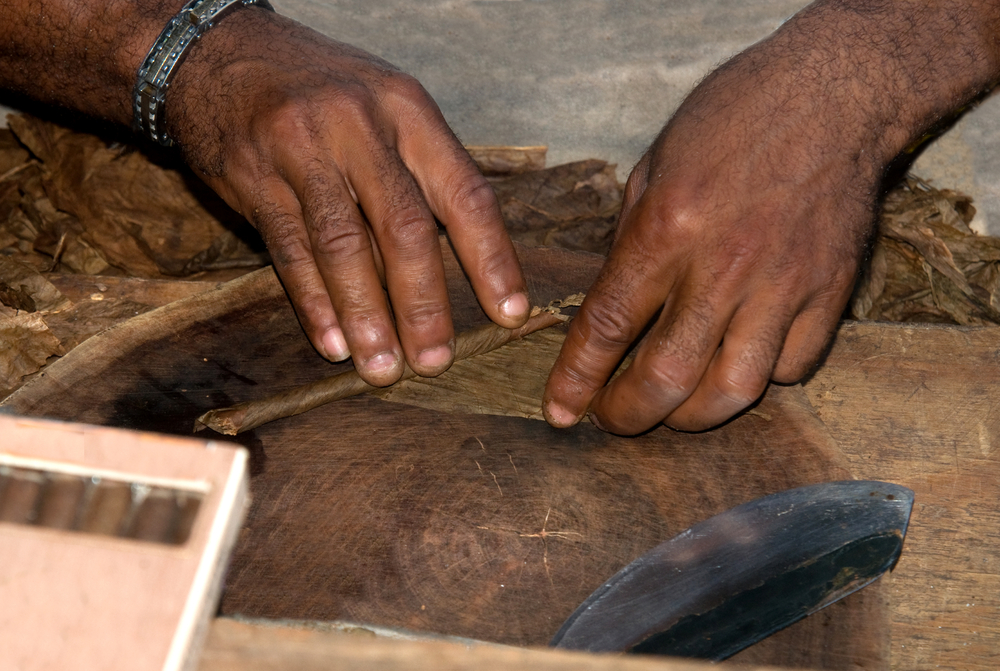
[2,243,887,669]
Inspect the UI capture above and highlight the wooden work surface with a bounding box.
[194,321,1000,671]
[804,323,1000,669]
[2,245,997,669]
[4,244,886,670]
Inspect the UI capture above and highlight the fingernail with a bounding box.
[587,411,608,432]
[322,328,350,361]
[499,292,530,321]
[363,351,399,376]
[416,344,453,371]
[545,401,579,428]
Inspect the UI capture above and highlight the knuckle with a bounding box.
[772,356,811,384]
[715,233,766,275]
[383,208,436,250]
[470,241,516,291]
[264,98,318,145]
[639,186,704,241]
[257,212,311,266]
[386,72,429,102]
[266,86,378,138]
[641,358,702,398]
[579,304,636,351]
[332,86,380,128]
[715,359,770,406]
[397,300,449,331]
[451,178,501,224]
[299,181,371,260]
[311,218,370,259]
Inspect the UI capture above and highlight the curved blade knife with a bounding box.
[550,480,913,660]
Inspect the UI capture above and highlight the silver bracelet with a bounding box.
[133,0,275,146]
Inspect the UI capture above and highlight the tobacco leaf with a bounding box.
[6,114,267,277]
[0,256,70,313]
[0,311,64,393]
[42,274,219,353]
[851,177,1000,326]
[466,145,547,176]
[490,159,623,254]
[195,307,569,434]
[0,255,73,391]
[373,328,565,420]
[0,128,30,176]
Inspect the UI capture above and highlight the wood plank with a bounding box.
[804,321,1000,670]
[200,618,805,671]
[2,244,887,669]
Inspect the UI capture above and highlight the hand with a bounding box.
[542,0,1000,434]
[165,9,530,385]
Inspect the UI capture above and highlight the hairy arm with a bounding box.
[544,0,1000,434]
[0,1,530,385]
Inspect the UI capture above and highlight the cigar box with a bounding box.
[0,415,248,671]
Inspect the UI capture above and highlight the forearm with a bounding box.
[703,0,1000,167]
[0,1,187,125]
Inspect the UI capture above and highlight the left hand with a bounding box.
[542,0,1000,434]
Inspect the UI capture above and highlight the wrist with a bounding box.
[132,0,276,145]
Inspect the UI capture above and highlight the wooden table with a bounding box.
[3,271,997,669]
[196,321,1000,670]
[806,323,1000,669]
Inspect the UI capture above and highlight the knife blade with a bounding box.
[550,480,913,659]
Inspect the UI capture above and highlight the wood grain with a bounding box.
[2,243,887,669]
[804,322,1000,671]
[200,618,806,671]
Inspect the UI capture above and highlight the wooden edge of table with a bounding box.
[200,618,807,671]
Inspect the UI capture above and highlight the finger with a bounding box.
[280,154,405,386]
[667,270,856,429]
[542,152,656,428]
[587,284,736,435]
[248,176,350,363]
[542,197,680,429]
[340,132,456,378]
[394,95,530,328]
[660,300,792,431]
[772,286,853,383]
[614,152,652,241]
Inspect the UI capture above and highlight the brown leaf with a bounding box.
[0,127,31,176]
[850,243,887,320]
[466,145,547,176]
[7,115,260,278]
[0,256,71,313]
[853,177,1000,326]
[0,282,35,312]
[0,311,64,392]
[489,160,623,254]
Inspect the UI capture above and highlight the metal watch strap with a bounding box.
[133,0,275,146]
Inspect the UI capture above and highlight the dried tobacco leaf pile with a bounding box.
[0,115,268,277]
[0,114,269,394]
[1,114,998,398]
[488,158,622,254]
[850,177,1000,325]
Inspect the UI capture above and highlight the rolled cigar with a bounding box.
[80,480,132,536]
[36,474,87,530]
[0,469,43,525]
[195,307,569,436]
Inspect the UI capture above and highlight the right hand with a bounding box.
[165,8,530,385]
